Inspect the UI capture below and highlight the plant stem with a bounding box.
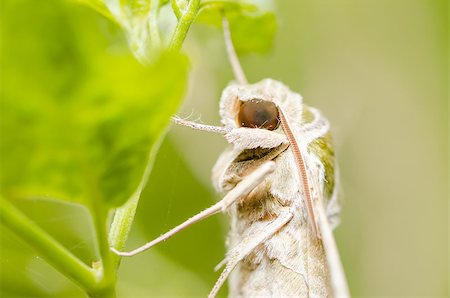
[169,0,200,51]
[90,201,116,297]
[0,196,98,293]
[170,0,182,19]
[108,191,140,268]
[108,132,166,268]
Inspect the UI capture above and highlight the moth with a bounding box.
[112,17,349,298]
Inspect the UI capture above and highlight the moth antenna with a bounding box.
[278,107,320,238]
[172,116,230,134]
[222,14,248,84]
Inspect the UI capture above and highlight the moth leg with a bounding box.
[208,209,295,298]
[111,161,276,257]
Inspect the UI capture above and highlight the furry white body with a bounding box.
[212,79,341,297]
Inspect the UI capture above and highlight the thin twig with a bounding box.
[222,14,247,84]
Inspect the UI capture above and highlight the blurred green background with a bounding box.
[0,0,447,297]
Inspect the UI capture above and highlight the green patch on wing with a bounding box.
[301,104,316,124]
[308,132,335,200]
[302,105,335,199]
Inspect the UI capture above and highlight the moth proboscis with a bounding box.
[112,15,350,298]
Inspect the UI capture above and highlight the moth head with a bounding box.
[219,79,303,150]
[213,79,305,191]
[237,98,280,130]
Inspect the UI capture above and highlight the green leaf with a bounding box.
[200,0,274,14]
[0,0,188,208]
[75,0,116,22]
[101,0,157,61]
[228,12,276,54]
[197,0,276,54]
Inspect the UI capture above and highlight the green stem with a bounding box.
[108,131,166,268]
[108,191,140,268]
[90,201,116,297]
[170,0,182,19]
[0,197,98,293]
[169,0,200,51]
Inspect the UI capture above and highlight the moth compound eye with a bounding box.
[237,99,280,130]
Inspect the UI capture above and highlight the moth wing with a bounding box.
[301,105,349,297]
[301,104,342,228]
